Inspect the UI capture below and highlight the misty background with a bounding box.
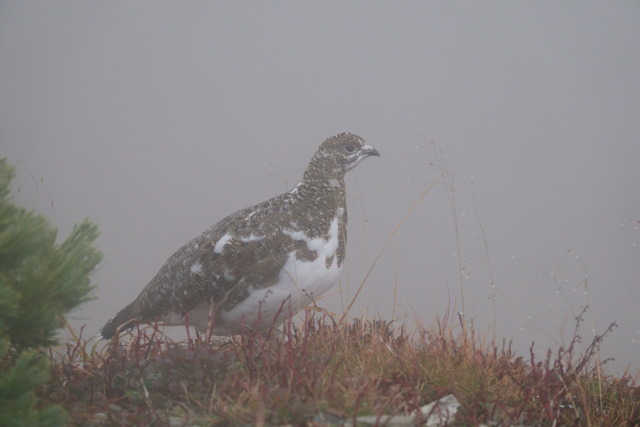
[1,2,638,374]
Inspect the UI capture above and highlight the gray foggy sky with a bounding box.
[1,2,639,374]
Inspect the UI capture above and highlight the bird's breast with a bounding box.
[216,214,344,333]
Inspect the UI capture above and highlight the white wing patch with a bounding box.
[240,234,265,243]
[223,267,236,281]
[214,233,233,253]
[190,262,203,274]
[283,215,340,259]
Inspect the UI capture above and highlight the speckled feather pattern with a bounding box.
[99,133,379,339]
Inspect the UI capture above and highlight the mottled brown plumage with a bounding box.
[99,133,379,339]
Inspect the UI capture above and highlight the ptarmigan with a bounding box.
[99,133,379,339]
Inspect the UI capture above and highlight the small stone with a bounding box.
[342,394,461,427]
[345,414,415,427]
[169,416,193,427]
[420,394,460,426]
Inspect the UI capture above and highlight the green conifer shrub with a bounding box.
[0,158,102,426]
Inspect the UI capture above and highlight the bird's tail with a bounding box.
[98,301,139,340]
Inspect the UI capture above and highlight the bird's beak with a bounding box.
[364,145,380,157]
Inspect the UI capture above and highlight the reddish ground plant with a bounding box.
[43,309,638,426]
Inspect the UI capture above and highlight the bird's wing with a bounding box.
[134,198,298,321]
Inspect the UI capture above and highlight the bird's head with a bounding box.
[314,132,380,174]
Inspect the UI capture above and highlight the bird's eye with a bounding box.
[344,144,356,153]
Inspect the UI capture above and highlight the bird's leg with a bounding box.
[184,311,193,350]
[205,297,216,344]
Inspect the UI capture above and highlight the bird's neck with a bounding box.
[289,165,348,266]
[290,168,346,215]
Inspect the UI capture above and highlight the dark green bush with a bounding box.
[0,158,101,426]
